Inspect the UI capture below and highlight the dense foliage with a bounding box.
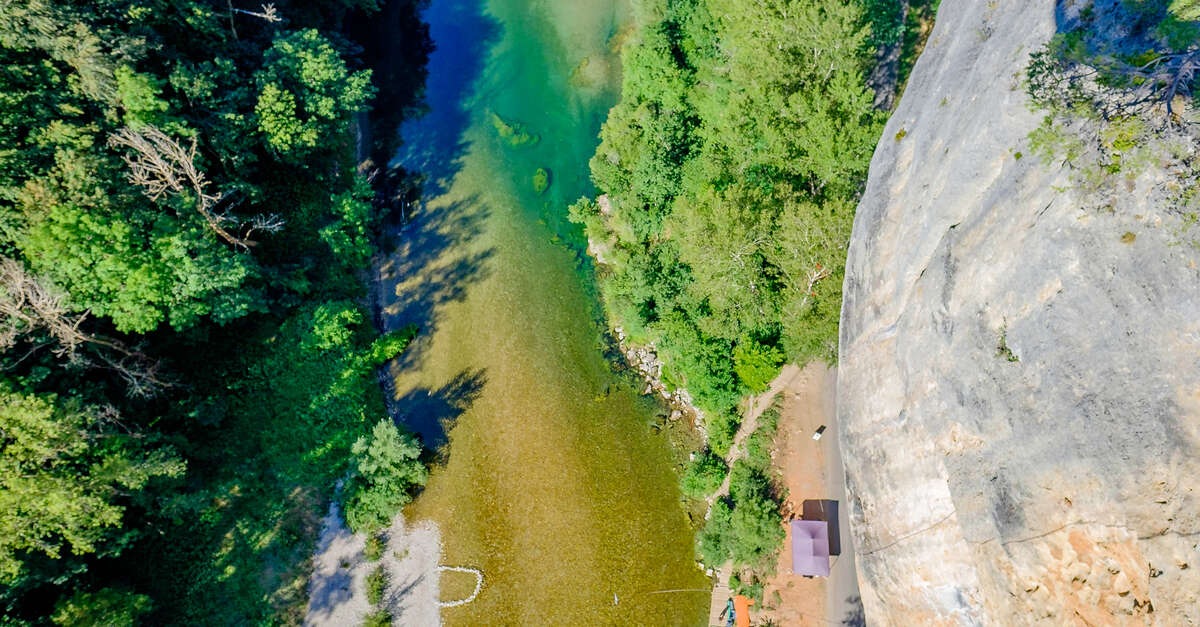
[0,0,432,622]
[696,412,783,575]
[679,449,727,499]
[0,388,184,581]
[571,0,885,451]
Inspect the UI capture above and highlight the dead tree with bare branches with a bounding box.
[230,2,282,23]
[225,2,283,39]
[0,258,170,397]
[1029,46,1200,124]
[109,126,284,250]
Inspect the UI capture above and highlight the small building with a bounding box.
[790,519,830,577]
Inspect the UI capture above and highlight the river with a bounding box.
[380,0,710,623]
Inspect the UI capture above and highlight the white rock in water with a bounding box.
[838,1,1200,623]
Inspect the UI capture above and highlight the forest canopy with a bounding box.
[0,0,431,622]
[571,0,885,451]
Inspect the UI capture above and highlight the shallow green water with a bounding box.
[383,0,709,624]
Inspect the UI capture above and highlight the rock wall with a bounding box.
[837,1,1200,624]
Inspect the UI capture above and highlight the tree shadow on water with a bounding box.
[378,193,494,374]
[392,368,487,465]
[376,0,503,376]
[391,0,503,197]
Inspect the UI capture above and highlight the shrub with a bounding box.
[729,572,765,604]
[680,450,727,499]
[364,534,384,562]
[320,178,377,269]
[727,461,785,571]
[363,325,419,368]
[744,406,780,471]
[728,487,785,571]
[728,460,770,504]
[704,410,738,457]
[343,419,428,533]
[365,565,386,605]
[697,499,733,567]
[361,609,392,627]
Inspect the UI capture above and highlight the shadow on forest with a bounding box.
[391,0,502,197]
[393,368,487,464]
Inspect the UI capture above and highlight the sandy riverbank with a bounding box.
[304,501,444,627]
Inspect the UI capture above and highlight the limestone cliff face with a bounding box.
[837,2,1200,624]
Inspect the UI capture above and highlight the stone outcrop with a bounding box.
[837,1,1200,624]
[614,326,703,426]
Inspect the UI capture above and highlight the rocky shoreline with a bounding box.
[613,326,706,434]
[587,196,708,437]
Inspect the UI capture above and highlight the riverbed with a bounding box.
[379,0,709,623]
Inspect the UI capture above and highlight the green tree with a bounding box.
[726,461,784,570]
[680,449,727,498]
[696,498,733,566]
[0,385,184,582]
[114,66,168,128]
[19,181,260,333]
[254,29,375,160]
[51,588,153,627]
[343,418,427,533]
[732,339,785,393]
[320,177,376,269]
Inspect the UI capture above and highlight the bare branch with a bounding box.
[0,258,171,397]
[1032,47,1200,125]
[109,126,285,250]
[231,3,282,23]
[245,213,285,240]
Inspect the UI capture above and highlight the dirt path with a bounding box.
[708,365,809,505]
[705,364,809,625]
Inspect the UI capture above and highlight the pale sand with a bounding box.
[304,500,443,627]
